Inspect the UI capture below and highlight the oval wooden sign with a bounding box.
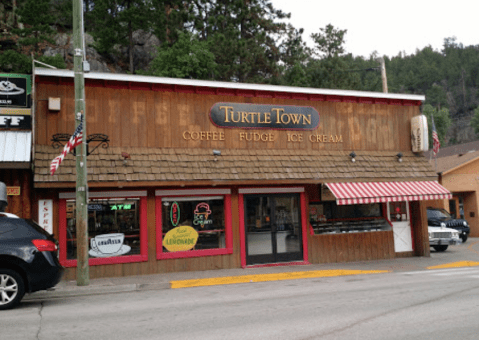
[163,226,199,252]
[209,102,319,130]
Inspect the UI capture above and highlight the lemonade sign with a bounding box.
[163,226,199,252]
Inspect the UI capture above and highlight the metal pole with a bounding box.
[73,0,89,286]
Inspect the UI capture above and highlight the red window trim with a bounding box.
[59,196,148,268]
[155,194,233,260]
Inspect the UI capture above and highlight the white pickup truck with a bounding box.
[428,224,461,252]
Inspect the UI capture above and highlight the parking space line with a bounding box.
[467,240,479,255]
[434,270,479,276]
[401,267,479,275]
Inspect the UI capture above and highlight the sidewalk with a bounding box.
[24,238,479,301]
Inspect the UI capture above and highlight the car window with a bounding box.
[0,217,18,236]
[427,209,450,219]
[0,217,53,240]
[24,219,54,239]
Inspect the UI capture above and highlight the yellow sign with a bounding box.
[7,187,20,196]
[163,226,199,252]
[0,108,31,116]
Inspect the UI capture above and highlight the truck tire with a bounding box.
[433,245,448,252]
[461,235,468,243]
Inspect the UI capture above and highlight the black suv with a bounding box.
[0,212,64,310]
[427,207,470,243]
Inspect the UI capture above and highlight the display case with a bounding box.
[309,201,391,235]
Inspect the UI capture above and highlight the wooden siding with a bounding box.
[33,78,428,280]
[0,169,32,219]
[307,231,395,264]
[35,82,420,153]
[410,200,430,256]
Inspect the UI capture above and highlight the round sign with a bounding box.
[163,226,199,252]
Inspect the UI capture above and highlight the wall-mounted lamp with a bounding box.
[349,151,356,163]
[396,152,403,163]
[121,152,131,166]
[213,149,221,162]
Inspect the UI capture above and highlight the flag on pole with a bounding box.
[50,116,83,175]
[431,115,440,156]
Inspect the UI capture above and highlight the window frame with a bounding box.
[308,200,390,235]
[155,189,233,260]
[58,191,148,267]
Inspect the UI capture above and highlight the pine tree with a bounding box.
[13,0,55,53]
[88,0,158,74]
[192,0,289,83]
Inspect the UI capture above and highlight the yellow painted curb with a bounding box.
[427,261,479,270]
[170,269,390,289]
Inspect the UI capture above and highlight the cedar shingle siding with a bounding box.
[34,145,437,185]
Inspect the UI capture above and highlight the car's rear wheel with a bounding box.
[433,245,448,252]
[0,269,25,310]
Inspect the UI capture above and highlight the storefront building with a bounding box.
[426,141,479,236]
[0,73,33,219]
[32,68,451,280]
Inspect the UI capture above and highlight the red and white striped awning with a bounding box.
[325,181,452,205]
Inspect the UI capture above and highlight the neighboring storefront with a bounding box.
[0,73,33,219]
[32,68,451,280]
[426,141,479,236]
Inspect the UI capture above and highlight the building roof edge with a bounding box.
[34,68,426,102]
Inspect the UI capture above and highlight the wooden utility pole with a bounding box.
[73,0,89,286]
[379,57,388,93]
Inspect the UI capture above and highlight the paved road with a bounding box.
[3,240,479,339]
[3,265,479,340]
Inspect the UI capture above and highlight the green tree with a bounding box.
[278,25,310,86]
[50,0,73,29]
[191,0,290,83]
[145,31,216,79]
[425,84,448,109]
[311,24,346,59]
[1,0,65,73]
[305,24,362,90]
[0,50,31,73]
[88,0,158,74]
[470,106,479,137]
[13,0,55,53]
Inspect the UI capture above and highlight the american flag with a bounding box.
[431,115,440,156]
[50,117,83,175]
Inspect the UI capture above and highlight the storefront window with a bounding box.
[59,192,147,267]
[388,202,408,222]
[309,201,390,234]
[66,199,140,259]
[156,190,233,259]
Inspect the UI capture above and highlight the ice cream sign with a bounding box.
[193,202,213,227]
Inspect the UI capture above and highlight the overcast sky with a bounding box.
[271,0,478,58]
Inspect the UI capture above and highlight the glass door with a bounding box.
[244,194,303,265]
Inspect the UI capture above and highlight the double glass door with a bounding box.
[244,194,303,265]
